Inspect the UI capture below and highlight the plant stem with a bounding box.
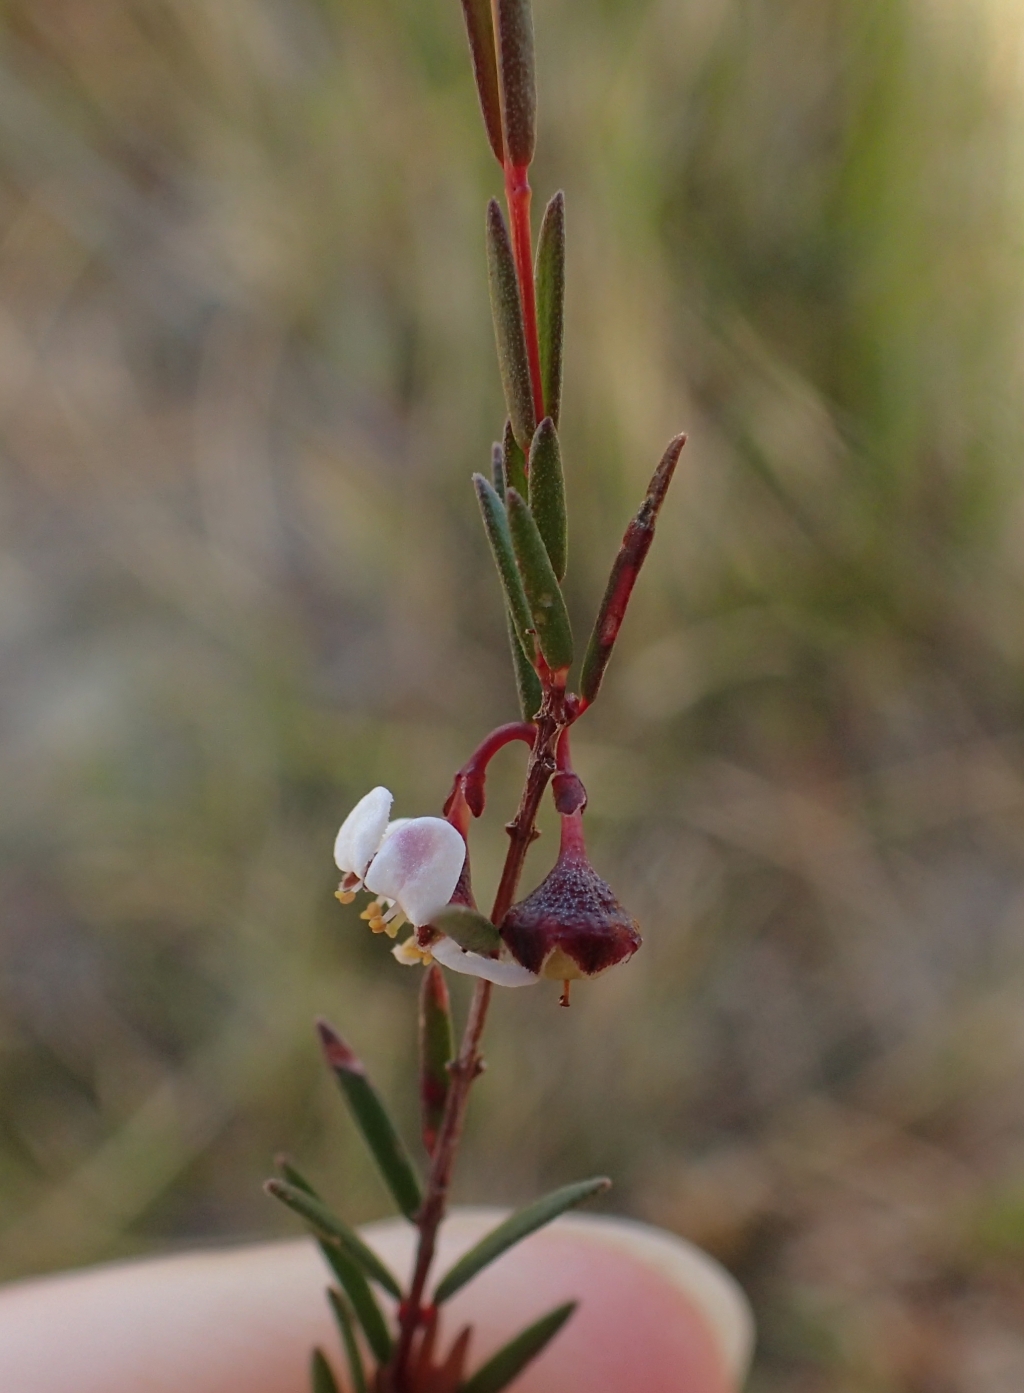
[389,693,567,1389]
[504,161,545,426]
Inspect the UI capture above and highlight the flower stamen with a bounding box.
[393,937,434,966]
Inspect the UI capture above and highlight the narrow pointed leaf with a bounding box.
[265,1179,402,1298]
[474,473,534,659]
[328,1290,369,1393]
[274,1158,393,1364]
[433,1176,610,1304]
[535,192,565,428]
[506,488,573,672]
[580,433,685,706]
[419,964,454,1158]
[486,200,535,451]
[491,441,506,501]
[311,1348,341,1393]
[320,1242,393,1365]
[317,1021,423,1222]
[528,418,567,581]
[461,1302,577,1393]
[507,610,543,720]
[460,0,504,165]
[494,0,536,168]
[431,905,502,955]
[440,1325,473,1385]
[503,419,529,499]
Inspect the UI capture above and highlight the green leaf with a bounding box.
[431,904,502,955]
[274,1157,392,1364]
[528,418,567,582]
[506,610,543,720]
[459,0,504,165]
[486,200,536,451]
[432,1176,610,1304]
[316,1021,423,1222]
[311,1348,341,1393]
[506,488,573,672]
[419,964,454,1158]
[503,419,529,500]
[327,1290,369,1393]
[461,1302,577,1393]
[494,0,536,168]
[491,440,506,502]
[265,1179,402,1299]
[474,473,534,659]
[535,192,565,428]
[320,1242,393,1366]
[275,1153,316,1195]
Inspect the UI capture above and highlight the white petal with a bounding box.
[334,786,393,876]
[431,935,539,987]
[364,817,465,927]
[377,818,411,846]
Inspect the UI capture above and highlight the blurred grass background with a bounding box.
[1,0,1024,1387]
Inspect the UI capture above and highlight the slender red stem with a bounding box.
[504,161,545,430]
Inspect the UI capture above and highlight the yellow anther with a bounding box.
[392,937,433,966]
[335,889,356,905]
[360,901,383,921]
[368,916,388,934]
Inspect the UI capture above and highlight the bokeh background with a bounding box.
[2,0,1024,1387]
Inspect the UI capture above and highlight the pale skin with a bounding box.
[0,1212,752,1393]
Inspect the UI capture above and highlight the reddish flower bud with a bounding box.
[499,810,641,981]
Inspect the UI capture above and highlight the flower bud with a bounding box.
[499,810,641,982]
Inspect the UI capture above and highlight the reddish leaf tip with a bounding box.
[315,1018,365,1075]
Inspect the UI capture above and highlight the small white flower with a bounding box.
[364,817,465,927]
[430,935,538,987]
[334,786,393,888]
[334,788,538,987]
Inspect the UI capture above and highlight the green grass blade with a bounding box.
[327,1290,369,1393]
[432,1176,610,1304]
[534,191,565,428]
[528,418,567,581]
[316,1021,423,1222]
[265,1179,402,1299]
[461,1302,577,1393]
[275,1157,393,1364]
[311,1348,341,1393]
[506,488,573,673]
